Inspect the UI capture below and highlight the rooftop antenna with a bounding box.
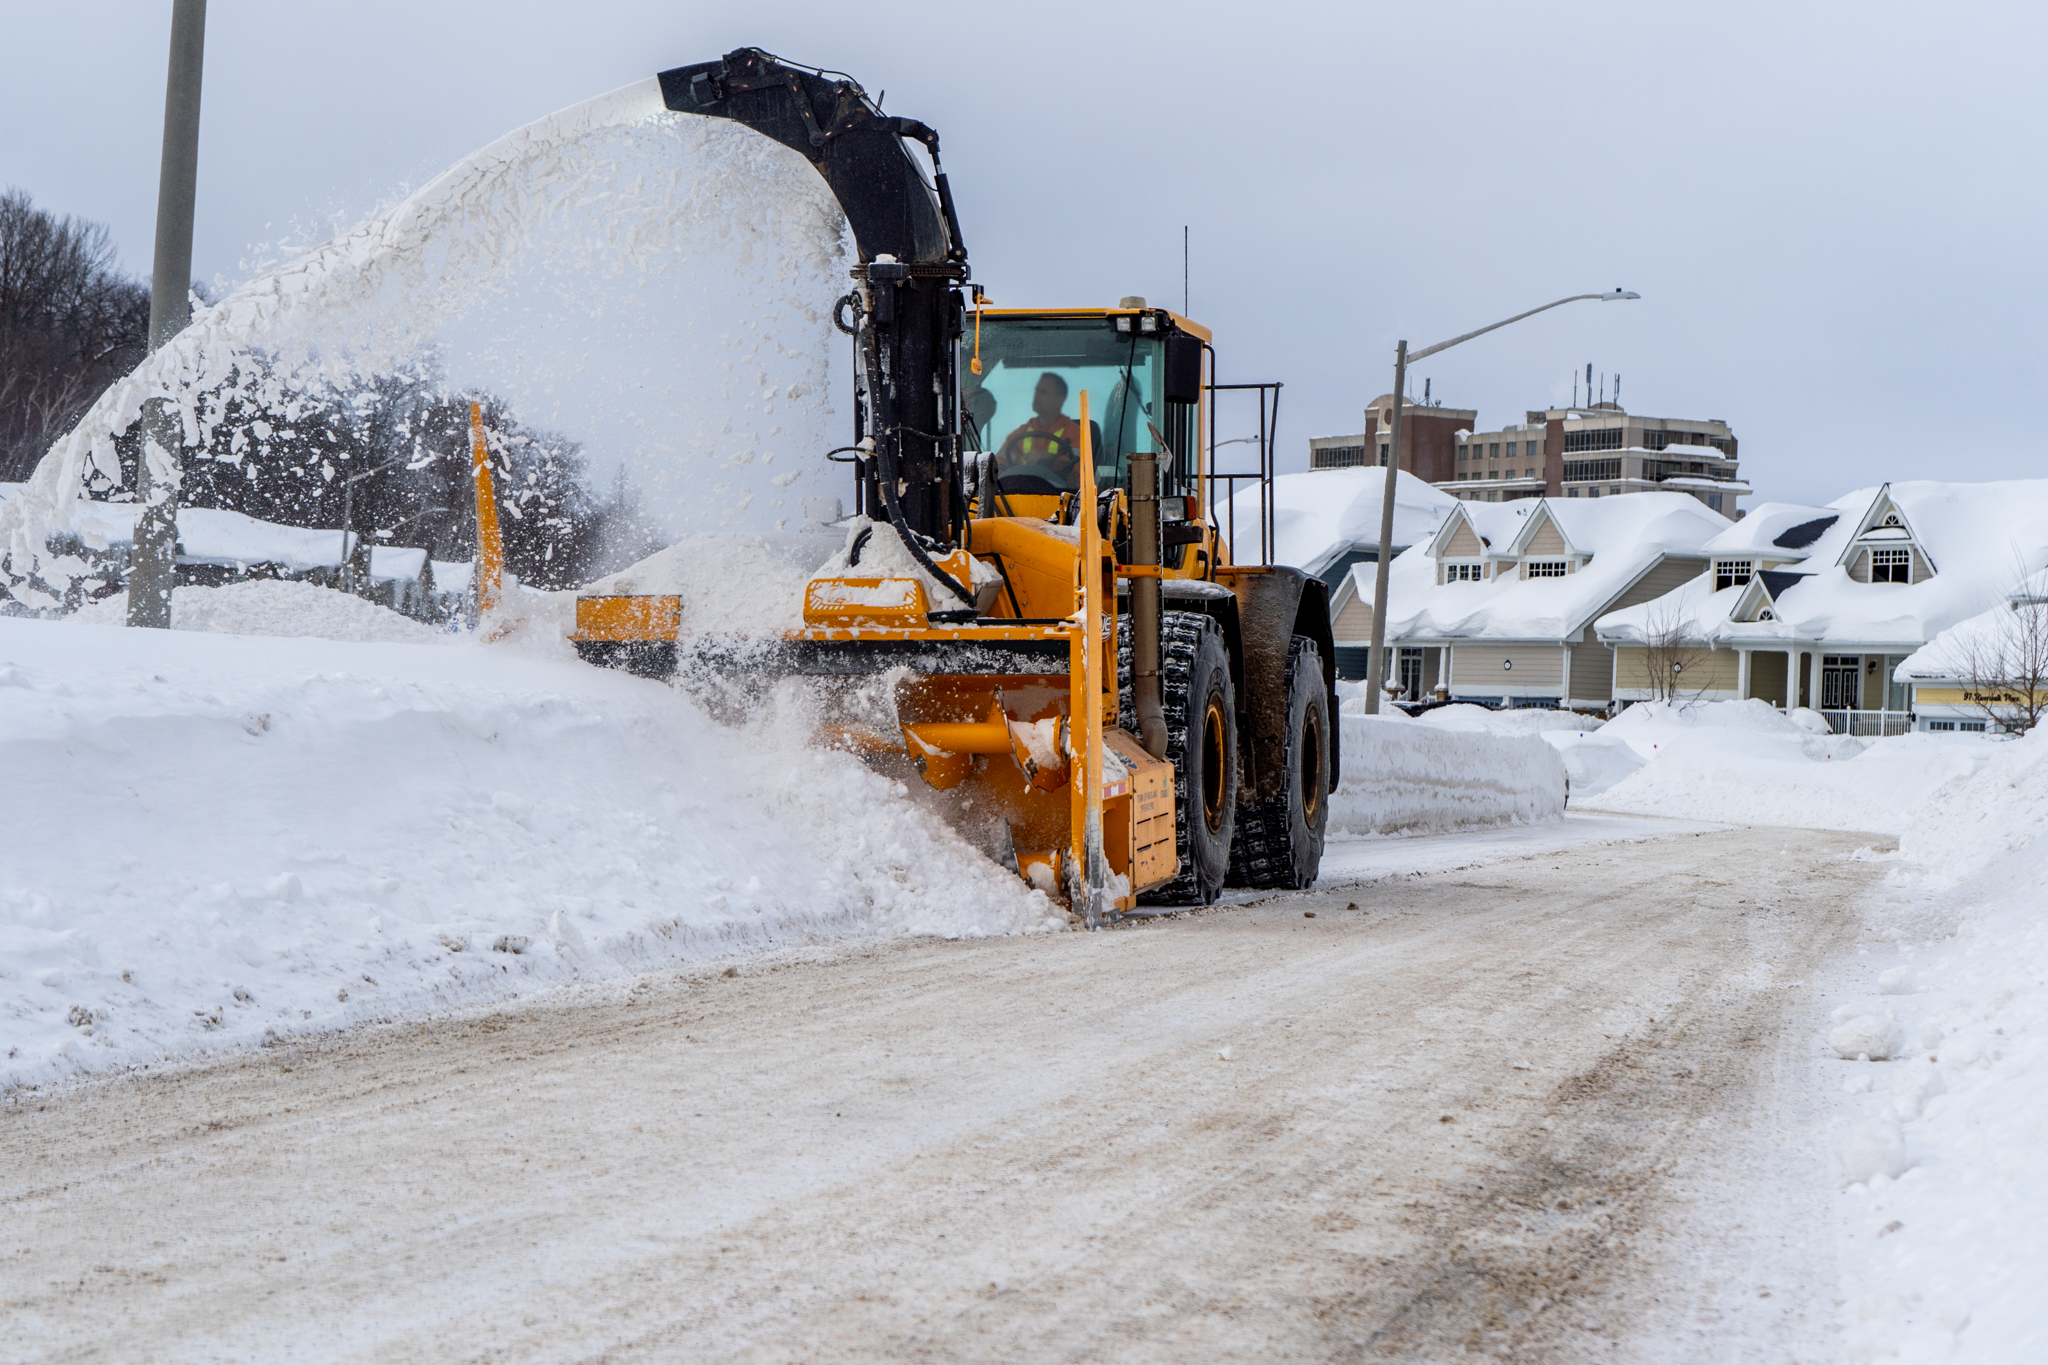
[1182,226,1188,315]
[1585,362,1593,410]
[1424,377,1431,404]
[1572,369,1578,407]
[1615,373,1622,408]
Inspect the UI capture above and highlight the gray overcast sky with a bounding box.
[6,1,2045,506]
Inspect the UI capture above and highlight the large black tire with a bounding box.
[1228,635,1331,890]
[1138,611,1238,905]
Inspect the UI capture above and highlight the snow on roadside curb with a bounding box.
[1820,728,2048,1361]
[0,618,1060,1091]
[1329,705,1566,837]
[1570,699,1994,834]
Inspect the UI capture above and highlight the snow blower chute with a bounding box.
[571,48,1341,918]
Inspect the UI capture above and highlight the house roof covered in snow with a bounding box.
[1700,502,1840,559]
[1380,492,1728,644]
[1599,480,2048,651]
[1894,568,2048,681]
[1216,467,1457,579]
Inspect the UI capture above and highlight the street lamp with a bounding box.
[1363,289,1641,714]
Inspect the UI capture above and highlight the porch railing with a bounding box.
[1817,708,1913,738]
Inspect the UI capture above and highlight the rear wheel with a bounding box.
[1143,611,1238,905]
[1228,635,1331,890]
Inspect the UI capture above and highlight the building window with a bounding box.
[1486,491,1500,502]
[1525,468,1537,479]
[1567,487,1580,497]
[1445,561,1484,582]
[1610,485,1622,495]
[1563,427,1625,452]
[1562,458,1621,483]
[1487,470,1498,480]
[1714,559,1753,591]
[1708,493,1724,511]
[1961,720,1987,732]
[1312,444,1366,469]
[1525,560,1568,578]
[1871,548,1911,583]
[1488,442,1499,457]
[1928,720,1955,732]
[1378,442,1390,465]
[1587,487,1600,498]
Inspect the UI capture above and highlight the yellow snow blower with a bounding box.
[569,49,1338,919]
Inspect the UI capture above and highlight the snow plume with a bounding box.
[0,78,849,606]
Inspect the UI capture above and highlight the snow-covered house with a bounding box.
[1596,481,2048,734]
[0,485,443,620]
[1892,569,2048,733]
[1366,492,1728,707]
[1219,468,1457,677]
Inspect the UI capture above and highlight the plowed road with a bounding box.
[4,825,1878,1362]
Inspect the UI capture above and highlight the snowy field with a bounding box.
[0,595,1061,1091]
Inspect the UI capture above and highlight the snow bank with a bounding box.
[1566,699,1992,833]
[0,617,1060,1090]
[1822,728,2048,1360]
[1328,711,1566,837]
[73,580,442,644]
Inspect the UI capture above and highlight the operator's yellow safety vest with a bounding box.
[1003,418,1081,480]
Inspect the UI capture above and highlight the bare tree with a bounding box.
[0,188,151,482]
[1640,599,1713,704]
[1957,591,2048,735]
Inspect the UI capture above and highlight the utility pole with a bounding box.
[1362,289,1640,713]
[128,0,207,628]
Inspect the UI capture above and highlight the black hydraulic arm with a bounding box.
[657,49,972,589]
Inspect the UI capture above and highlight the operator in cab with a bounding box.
[996,372,1083,488]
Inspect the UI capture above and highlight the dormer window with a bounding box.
[1715,559,1753,590]
[1525,560,1568,578]
[1444,561,1484,582]
[1871,547,1911,584]
[1882,512,1903,528]
[1759,608,1775,621]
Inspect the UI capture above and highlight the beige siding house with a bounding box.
[1596,482,2048,733]
[1363,492,1728,708]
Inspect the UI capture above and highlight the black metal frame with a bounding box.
[1206,375,1283,568]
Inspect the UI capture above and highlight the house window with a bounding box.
[1928,720,1955,732]
[1445,562,1484,582]
[1960,720,1987,732]
[1525,561,1568,578]
[1871,548,1911,583]
[1715,559,1753,591]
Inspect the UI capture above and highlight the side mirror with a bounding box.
[1164,334,1202,404]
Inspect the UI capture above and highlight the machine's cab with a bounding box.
[961,306,1209,561]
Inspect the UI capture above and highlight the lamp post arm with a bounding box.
[1405,291,1632,366]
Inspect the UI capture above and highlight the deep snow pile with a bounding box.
[0,617,1060,1090]
[1564,699,1991,833]
[1821,728,2048,1361]
[73,579,443,644]
[1328,694,1566,836]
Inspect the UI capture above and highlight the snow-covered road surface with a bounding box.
[3,825,1879,1362]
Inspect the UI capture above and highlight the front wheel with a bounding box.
[1143,611,1238,905]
